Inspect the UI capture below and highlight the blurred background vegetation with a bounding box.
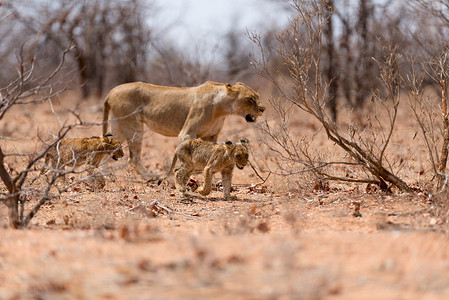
[0,0,446,107]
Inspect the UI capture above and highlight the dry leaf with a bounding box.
[250,206,257,214]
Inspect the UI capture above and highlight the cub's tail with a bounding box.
[157,154,178,185]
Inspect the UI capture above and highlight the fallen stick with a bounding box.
[128,200,201,220]
[249,161,271,187]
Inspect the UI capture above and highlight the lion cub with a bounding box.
[43,134,124,188]
[158,138,249,199]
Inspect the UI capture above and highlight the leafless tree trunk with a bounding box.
[354,0,371,108]
[324,0,338,122]
[437,79,449,187]
[0,147,20,228]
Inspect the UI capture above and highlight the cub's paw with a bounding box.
[224,195,238,201]
[196,187,210,196]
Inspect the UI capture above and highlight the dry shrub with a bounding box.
[251,0,413,193]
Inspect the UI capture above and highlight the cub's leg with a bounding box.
[221,168,236,200]
[197,166,213,196]
[86,158,106,190]
[87,168,106,190]
[174,165,193,195]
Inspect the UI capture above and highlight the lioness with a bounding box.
[102,81,264,180]
[158,138,249,199]
[43,134,124,188]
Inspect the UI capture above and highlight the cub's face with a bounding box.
[233,144,249,170]
[102,136,124,160]
[228,83,265,123]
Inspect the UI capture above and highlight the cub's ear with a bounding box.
[225,140,233,145]
[240,138,249,145]
[101,133,113,143]
[226,83,232,87]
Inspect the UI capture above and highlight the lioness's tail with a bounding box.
[102,95,110,136]
[157,154,178,185]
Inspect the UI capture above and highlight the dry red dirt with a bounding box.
[1,92,449,299]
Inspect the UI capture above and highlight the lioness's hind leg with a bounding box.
[110,117,126,142]
[118,118,157,181]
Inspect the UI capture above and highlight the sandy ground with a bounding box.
[0,92,448,300]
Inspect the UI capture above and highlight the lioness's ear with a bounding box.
[225,83,233,92]
[225,140,233,145]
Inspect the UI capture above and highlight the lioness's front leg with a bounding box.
[178,105,223,142]
[197,166,213,196]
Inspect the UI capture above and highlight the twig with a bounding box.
[128,200,201,220]
[249,161,271,187]
[151,200,201,219]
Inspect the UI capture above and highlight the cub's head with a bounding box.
[226,83,265,123]
[101,134,124,160]
[227,138,249,170]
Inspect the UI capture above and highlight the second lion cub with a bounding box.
[43,134,124,189]
[158,138,249,199]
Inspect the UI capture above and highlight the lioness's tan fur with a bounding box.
[158,138,249,199]
[102,81,264,180]
[43,134,124,189]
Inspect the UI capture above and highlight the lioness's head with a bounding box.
[101,134,124,160]
[228,138,249,170]
[227,83,265,123]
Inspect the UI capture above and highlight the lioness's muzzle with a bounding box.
[245,114,256,122]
